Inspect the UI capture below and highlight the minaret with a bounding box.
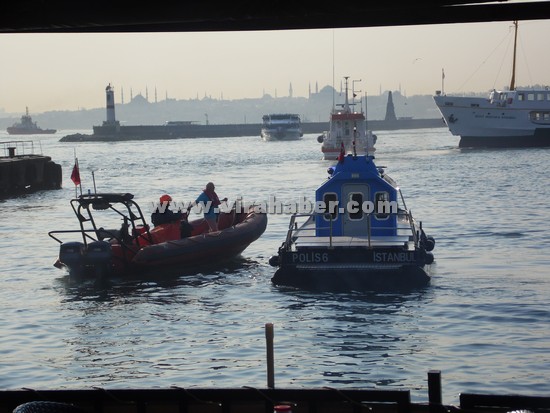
[105,83,116,124]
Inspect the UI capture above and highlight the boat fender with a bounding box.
[424,236,435,252]
[424,252,434,265]
[268,255,280,267]
[14,401,85,413]
[317,135,324,143]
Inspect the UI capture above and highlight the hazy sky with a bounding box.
[1,19,549,114]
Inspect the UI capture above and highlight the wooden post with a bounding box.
[265,323,275,388]
[428,370,442,412]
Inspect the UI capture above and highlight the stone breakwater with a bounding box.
[0,145,62,197]
[60,119,444,142]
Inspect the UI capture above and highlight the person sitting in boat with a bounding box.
[188,182,227,232]
[151,194,184,227]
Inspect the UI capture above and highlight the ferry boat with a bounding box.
[433,21,550,148]
[260,113,303,141]
[7,107,56,135]
[269,146,435,291]
[49,192,267,279]
[317,77,376,160]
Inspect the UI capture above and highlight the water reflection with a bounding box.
[267,287,434,387]
[56,256,262,303]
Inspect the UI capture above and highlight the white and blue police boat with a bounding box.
[269,148,435,291]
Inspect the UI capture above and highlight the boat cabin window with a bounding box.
[527,93,535,101]
[322,193,338,221]
[375,191,391,220]
[530,111,550,122]
[517,93,525,101]
[348,192,363,220]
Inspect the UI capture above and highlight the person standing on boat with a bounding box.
[188,182,227,232]
[151,194,184,227]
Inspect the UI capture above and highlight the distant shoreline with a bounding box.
[60,118,445,142]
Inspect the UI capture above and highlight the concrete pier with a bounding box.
[0,141,62,197]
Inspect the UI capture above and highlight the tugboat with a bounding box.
[317,76,376,160]
[269,145,435,291]
[7,107,56,135]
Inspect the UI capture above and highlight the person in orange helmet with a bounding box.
[151,194,184,227]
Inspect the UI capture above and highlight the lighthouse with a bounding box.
[105,83,116,124]
[102,83,120,129]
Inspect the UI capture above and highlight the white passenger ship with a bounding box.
[260,113,303,141]
[433,21,550,148]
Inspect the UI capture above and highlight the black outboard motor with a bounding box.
[59,242,85,277]
[85,241,113,278]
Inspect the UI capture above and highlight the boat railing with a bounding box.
[0,141,36,157]
[283,210,419,250]
[48,226,140,255]
[49,227,115,244]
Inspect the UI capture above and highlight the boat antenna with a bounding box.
[343,76,350,112]
[365,91,369,129]
[352,79,361,108]
[509,20,518,90]
[353,125,357,157]
[92,170,97,194]
[332,30,335,111]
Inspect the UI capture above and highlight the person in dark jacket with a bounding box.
[151,194,184,227]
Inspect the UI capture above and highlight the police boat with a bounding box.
[269,148,435,291]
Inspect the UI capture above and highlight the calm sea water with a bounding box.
[1,127,549,403]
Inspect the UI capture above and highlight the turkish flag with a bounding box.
[337,142,345,162]
[70,162,80,186]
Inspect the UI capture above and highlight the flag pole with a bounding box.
[442,68,445,95]
[77,157,82,196]
[92,170,97,194]
[73,149,77,198]
[71,148,82,197]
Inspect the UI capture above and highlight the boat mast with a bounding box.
[509,20,518,91]
[343,76,350,112]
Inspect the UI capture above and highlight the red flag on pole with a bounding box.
[337,142,345,162]
[70,160,81,186]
